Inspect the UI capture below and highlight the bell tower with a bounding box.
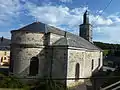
[79,10,92,42]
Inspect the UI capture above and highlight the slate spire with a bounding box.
[83,10,89,24]
[79,10,92,42]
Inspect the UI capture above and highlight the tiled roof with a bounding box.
[47,24,101,50]
[11,22,102,50]
[0,37,10,50]
[18,22,46,32]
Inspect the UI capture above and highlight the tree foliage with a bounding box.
[94,42,120,50]
[94,42,120,56]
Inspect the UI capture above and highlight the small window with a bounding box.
[26,32,29,34]
[75,63,80,81]
[4,57,6,60]
[98,58,100,67]
[91,59,94,70]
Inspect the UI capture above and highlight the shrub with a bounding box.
[31,79,67,90]
[0,74,67,90]
[0,75,30,89]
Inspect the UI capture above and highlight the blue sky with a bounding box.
[0,0,120,43]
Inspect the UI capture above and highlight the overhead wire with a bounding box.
[92,0,113,27]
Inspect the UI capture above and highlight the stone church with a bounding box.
[10,11,103,87]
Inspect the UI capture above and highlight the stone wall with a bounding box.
[52,46,68,84]
[49,33,64,45]
[67,47,102,87]
[11,31,45,45]
[84,51,102,78]
[44,47,53,77]
[67,48,85,87]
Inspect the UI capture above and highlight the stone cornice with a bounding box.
[11,43,45,48]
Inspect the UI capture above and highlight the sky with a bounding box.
[0,0,120,44]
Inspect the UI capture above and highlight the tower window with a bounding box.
[29,57,39,76]
[75,63,80,81]
[91,59,94,70]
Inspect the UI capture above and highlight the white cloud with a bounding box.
[90,15,113,26]
[0,32,11,39]
[25,3,87,27]
[108,14,120,23]
[0,0,21,25]
[98,10,103,13]
[25,3,70,25]
[93,13,120,43]
[93,25,120,43]
[25,2,115,27]
[59,0,72,3]
[25,3,114,28]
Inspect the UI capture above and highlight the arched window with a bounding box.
[1,57,3,62]
[29,57,39,76]
[75,63,80,81]
[91,59,94,70]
